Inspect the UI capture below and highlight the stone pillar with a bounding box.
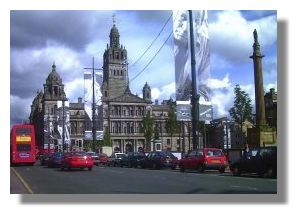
[250,29,266,126]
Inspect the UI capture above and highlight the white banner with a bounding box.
[173,10,211,102]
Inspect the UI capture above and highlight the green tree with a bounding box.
[142,112,154,151]
[154,124,160,140]
[229,84,253,145]
[102,133,112,147]
[83,140,101,152]
[166,104,179,149]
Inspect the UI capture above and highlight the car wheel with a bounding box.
[171,165,176,170]
[152,163,157,170]
[128,163,132,168]
[232,166,240,176]
[88,167,92,171]
[219,168,225,173]
[61,167,64,171]
[264,166,275,178]
[180,165,185,172]
[197,165,204,173]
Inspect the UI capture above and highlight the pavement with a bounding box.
[10,167,32,194]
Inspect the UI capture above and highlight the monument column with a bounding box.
[250,29,266,126]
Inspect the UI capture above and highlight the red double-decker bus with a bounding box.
[10,124,36,165]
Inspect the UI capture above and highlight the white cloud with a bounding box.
[64,78,84,102]
[207,74,256,118]
[207,74,233,117]
[209,10,277,64]
[207,73,231,89]
[151,82,175,101]
[265,82,277,93]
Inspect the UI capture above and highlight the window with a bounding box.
[167,139,170,145]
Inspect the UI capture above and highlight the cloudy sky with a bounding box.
[10,10,277,126]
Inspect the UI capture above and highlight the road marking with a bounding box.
[230,185,258,191]
[11,167,34,194]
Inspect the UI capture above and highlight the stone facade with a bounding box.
[69,98,85,151]
[102,23,182,153]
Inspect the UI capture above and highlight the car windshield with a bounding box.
[71,152,87,157]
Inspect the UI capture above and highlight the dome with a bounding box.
[110,24,119,36]
[46,63,62,84]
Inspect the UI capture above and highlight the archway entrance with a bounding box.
[125,144,133,153]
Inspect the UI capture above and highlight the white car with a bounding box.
[107,152,125,166]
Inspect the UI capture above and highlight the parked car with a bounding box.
[107,153,125,167]
[98,153,108,165]
[61,151,94,171]
[119,152,147,168]
[47,152,64,168]
[230,146,277,178]
[179,148,228,173]
[86,152,100,166]
[140,151,178,170]
[40,153,52,166]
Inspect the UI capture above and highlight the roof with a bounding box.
[69,103,84,110]
[108,89,148,104]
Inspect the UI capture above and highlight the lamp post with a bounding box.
[84,56,103,152]
[189,10,199,150]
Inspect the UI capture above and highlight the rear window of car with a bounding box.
[206,150,223,157]
[116,154,124,158]
[71,152,87,156]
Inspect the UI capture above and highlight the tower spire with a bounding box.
[112,13,116,26]
[52,61,56,71]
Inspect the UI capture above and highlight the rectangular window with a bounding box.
[16,128,31,135]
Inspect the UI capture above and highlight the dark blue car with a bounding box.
[47,152,65,168]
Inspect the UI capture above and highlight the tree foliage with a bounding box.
[142,112,154,151]
[102,132,112,147]
[229,84,253,123]
[229,84,253,144]
[166,104,179,148]
[83,140,101,152]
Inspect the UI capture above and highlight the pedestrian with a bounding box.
[243,143,251,159]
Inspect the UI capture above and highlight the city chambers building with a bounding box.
[101,23,182,153]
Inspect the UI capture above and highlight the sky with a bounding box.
[10,10,277,126]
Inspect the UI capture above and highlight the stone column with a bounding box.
[250,29,266,126]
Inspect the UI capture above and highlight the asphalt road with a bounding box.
[11,164,277,194]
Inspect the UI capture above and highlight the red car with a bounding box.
[179,148,228,173]
[98,153,108,165]
[61,151,94,171]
